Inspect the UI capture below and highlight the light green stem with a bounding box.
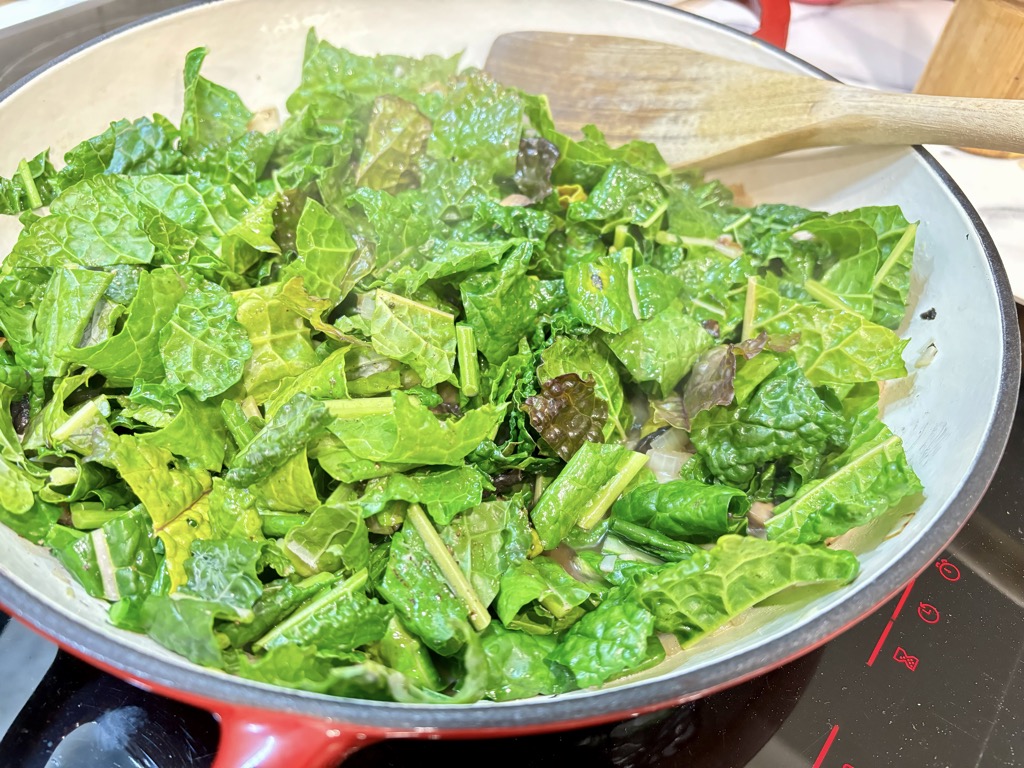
[253,570,355,651]
[220,400,256,448]
[325,397,394,419]
[70,502,125,530]
[17,158,43,209]
[741,276,758,342]
[803,279,852,313]
[456,325,480,397]
[70,501,124,532]
[406,504,490,631]
[260,511,308,537]
[577,451,650,530]
[51,397,108,445]
[872,222,918,291]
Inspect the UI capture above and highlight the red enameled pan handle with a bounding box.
[750,0,791,49]
[210,705,386,768]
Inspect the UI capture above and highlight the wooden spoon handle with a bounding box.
[817,87,1024,153]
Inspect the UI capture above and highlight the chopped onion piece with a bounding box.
[747,501,775,538]
[650,427,690,454]
[647,449,693,483]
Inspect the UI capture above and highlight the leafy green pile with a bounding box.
[0,33,923,702]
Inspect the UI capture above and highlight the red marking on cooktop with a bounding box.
[893,646,919,671]
[866,621,894,667]
[812,724,840,768]
[890,578,915,620]
[917,602,941,624]
[936,559,961,582]
[867,580,915,667]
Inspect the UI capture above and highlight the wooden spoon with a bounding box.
[484,32,1024,169]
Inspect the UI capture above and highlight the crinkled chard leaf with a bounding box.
[36,267,113,378]
[378,616,445,692]
[611,479,750,543]
[636,535,859,645]
[57,115,184,189]
[522,373,608,461]
[384,239,508,297]
[283,501,369,577]
[523,110,668,188]
[829,206,917,329]
[496,555,602,630]
[765,408,922,544]
[287,30,460,122]
[441,497,533,610]
[359,466,491,526]
[356,95,432,193]
[219,573,336,650]
[745,278,907,386]
[564,250,638,334]
[277,278,363,345]
[379,524,469,656]
[547,582,656,688]
[251,449,320,514]
[207,480,263,541]
[88,433,213,591]
[566,162,667,234]
[255,569,392,657]
[460,242,541,365]
[605,306,715,399]
[179,539,263,621]
[160,277,252,400]
[45,505,160,603]
[370,289,457,387]
[328,391,504,467]
[280,199,358,305]
[0,113,182,217]
[689,356,849,488]
[62,267,186,386]
[128,384,229,471]
[428,68,525,179]
[265,348,349,418]
[22,176,157,268]
[481,623,576,701]
[180,47,275,191]
[226,393,330,487]
[234,286,319,403]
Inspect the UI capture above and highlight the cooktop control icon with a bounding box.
[917,602,941,624]
[936,559,961,582]
[893,646,919,671]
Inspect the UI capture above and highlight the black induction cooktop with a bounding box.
[1,3,1022,767]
